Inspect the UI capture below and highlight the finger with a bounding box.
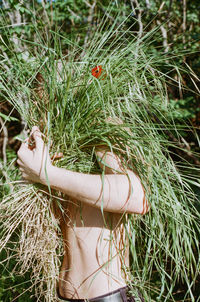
[21,173,35,184]
[30,126,40,136]
[17,158,24,166]
[21,172,29,180]
[17,142,30,159]
[31,127,44,151]
[30,126,42,142]
[51,152,63,161]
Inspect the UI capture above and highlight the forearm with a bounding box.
[46,165,147,214]
[17,126,149,214]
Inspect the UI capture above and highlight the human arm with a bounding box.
[17,127,149,214]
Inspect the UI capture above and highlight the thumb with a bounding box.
[31,126,44,151]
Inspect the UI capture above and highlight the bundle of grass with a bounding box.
[0,184,63,301]
[1,13,200,302]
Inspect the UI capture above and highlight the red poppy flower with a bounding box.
[91,65,103,78]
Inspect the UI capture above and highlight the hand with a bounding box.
[95,147,125,174]
[17,126,52,185]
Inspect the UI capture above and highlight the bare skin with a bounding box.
[17,126,149,299]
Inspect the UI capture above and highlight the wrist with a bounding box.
[40,163,55,186]
[42,165,73,195]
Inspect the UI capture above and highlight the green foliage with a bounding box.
[1,0,199,125]
[0,245,36,302]
[0,148,18,198]
[170,97,200,120]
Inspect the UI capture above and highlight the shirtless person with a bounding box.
[17,126,149,302]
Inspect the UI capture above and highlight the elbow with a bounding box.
[140,193,150,215]
[129,192,150,215]
[110,170,150,215]
[113,193,150,215]
[126,173,150,215]
[139,183,150,215]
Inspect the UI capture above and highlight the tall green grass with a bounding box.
[0,11,200,302]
